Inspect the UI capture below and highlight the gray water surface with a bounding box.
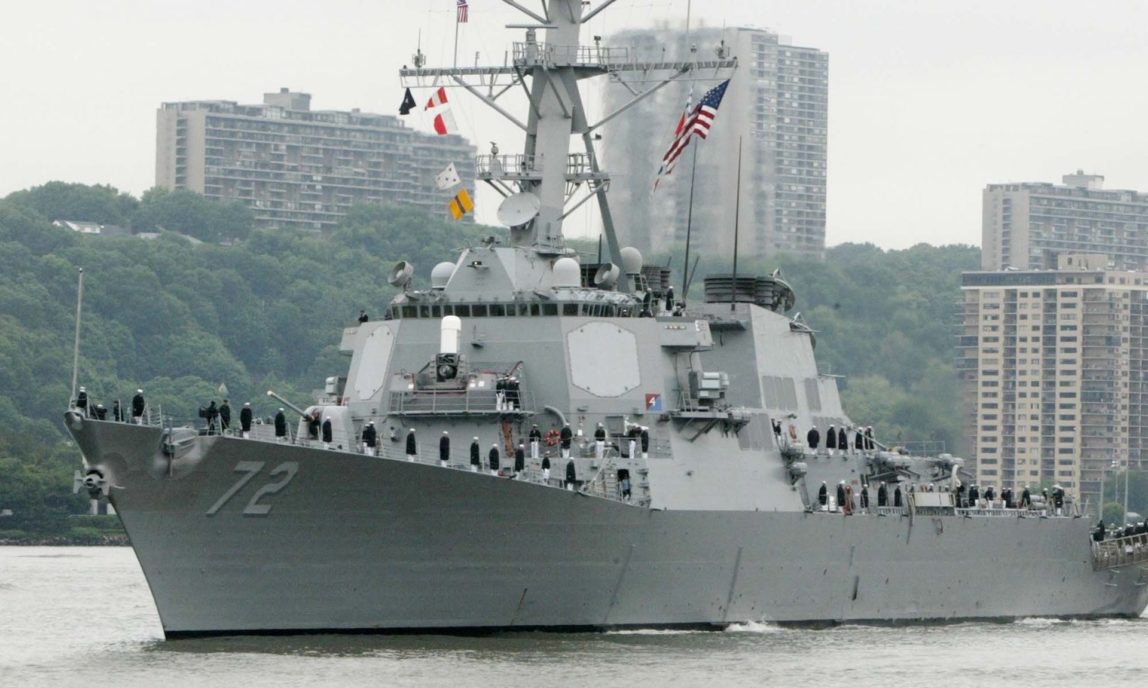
[2,547,1145,687]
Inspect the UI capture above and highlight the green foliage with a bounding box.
[0,186,508,533]
[1099,471,1148,523]
[4,182,138,226]
[133,187,254,242]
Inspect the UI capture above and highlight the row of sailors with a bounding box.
[74,387,147,424]
[1094,520,1148,542]
[816,480,1066,514]
[791,423,876,453]
[359,423,651,461]
[231,407,652,467]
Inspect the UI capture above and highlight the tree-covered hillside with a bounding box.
[0,181,985,535]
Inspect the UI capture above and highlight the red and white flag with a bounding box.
[457,0,469,23]
[425,87,458,136]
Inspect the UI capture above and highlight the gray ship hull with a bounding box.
[70,419,1148,637]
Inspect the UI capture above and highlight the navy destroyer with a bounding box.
[66,1,1148,637]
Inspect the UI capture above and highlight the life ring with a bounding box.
[544,429,561,446]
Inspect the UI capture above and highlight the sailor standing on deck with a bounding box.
[495,376,506,411]
[529,424,542,460]
[826,424,837,457]
[439,431,450,467]
[112,399,122,422]
[865,426,874,450]
[860,483,870,513]
[560,423,573,459]
[362,421,377,456]
[514,443,525,478]
[220,400,232,434]
[836,481,847,513]
[76,386,88,417]
[488,443,501,476]
[877,481,888,507]
[818,481,828,510]
[806,425,820,452]
[321,416,333,449]
[837,426,848,455]
[240,402,253,438]
[274,408,287,442]
[470,437,480,472]
[131,389,145,424]
[565,459,577,490]
[205,401,219,435]
[1020,485,1032,509]
[594,423,607,460]
[542,454,551,482]
[854,427,865,453]
[405,428,418,462]
[893,483,903,507]
[640,426,650,459]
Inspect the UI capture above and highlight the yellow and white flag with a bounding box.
[449,189,474,220]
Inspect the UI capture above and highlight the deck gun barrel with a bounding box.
[266,389,309,418]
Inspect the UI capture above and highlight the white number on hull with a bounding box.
[242,462,298,516]
[206,461,299,516]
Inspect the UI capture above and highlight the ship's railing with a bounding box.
[512,42,631,68]
[872,506,908,517]
[475,153,542,178]
[1091,532,1148,570]
[388,386,533,416]
[238,426,646,507]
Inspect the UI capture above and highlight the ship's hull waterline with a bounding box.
[69,418,1148,637]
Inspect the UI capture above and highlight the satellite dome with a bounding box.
[620,246,643,275]
[552,257,580,287]
[431,262,455,289]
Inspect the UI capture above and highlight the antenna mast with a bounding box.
[399,0,735,290]
[70,267,84,407]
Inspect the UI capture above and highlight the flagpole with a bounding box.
[681,143,699,300]
[70,267,84,407]
[730,137,742,313]
[453,6,461,68]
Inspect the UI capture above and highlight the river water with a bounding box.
[2,547,1146,687]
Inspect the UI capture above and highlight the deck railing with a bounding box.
[1091,532,1148,570]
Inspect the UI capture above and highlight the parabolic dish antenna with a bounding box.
[496,192,541,228]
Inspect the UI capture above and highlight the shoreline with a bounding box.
[0,534,129,546]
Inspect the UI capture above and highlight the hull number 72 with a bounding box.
[206,461,299,516]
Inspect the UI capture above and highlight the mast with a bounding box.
[730,138,742,312]
[681,144,698,300]
[399,0,735,289]
[70,267,84,407]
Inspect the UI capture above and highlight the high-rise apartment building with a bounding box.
[156,89,476,230]
[958,254,1148,509]
[602,25,828,263]
[982,171,1148,272]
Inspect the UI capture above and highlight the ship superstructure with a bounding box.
[66,1,1148,637]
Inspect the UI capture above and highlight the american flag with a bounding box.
[654,79,731,189]
[457,0,468,23]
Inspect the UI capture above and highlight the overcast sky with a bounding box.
[2,0,1146,249]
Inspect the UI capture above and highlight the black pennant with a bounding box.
[399,88,416,116]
